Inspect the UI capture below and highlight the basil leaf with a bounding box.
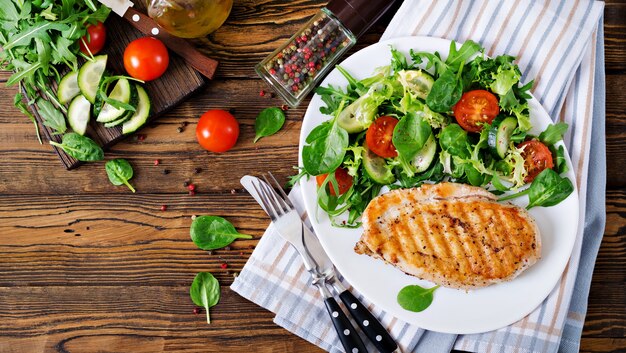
[302,120,348,176]
[189,272,220,324]
[538,123,568,146]
[190,216,253,250]
[397,284,439,312]
[105,159,136,193]
[526,169,574,209]
[50,132,104,162]
[37,98,66,134]
[392,112,432,161]
[254,107,285,143]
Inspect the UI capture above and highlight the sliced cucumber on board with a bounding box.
[122,85,151,134]
[96,78,132,123]
[57,71,80,105]
[67,94,91,135]
[78,55,107,103]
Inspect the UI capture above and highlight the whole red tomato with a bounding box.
[123,37,169,81]
[79,22,106,55]
[196,110,240,153]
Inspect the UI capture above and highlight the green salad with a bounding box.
[295,40,573,228]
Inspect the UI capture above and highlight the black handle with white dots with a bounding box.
[339,290,398,353]
[324,297,368,353]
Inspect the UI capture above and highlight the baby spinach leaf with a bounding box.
[526,169,574,209]
[50,133,104,161]
[189,272,220,324]
[439,124,470,158]
[254,107,285,143]
[538,123,569,146]
[302,119,348,176]
[392,112,432,162]
[37,98,66,134]
[105,159,136,193]
[426,68,463,112]
[190,216,253,250]
[397,284,439,312]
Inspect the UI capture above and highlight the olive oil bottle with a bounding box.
[147,0,233,38]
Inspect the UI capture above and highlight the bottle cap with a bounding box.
[326,0,398,38]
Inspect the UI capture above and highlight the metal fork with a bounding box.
[250,174,369,353]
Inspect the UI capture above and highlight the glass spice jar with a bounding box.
[256,0,397,108]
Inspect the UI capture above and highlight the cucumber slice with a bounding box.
[96,78,132,123]
[67,94,91,135]
[488,116,517,159]
[363,144,395,184]
[398,70,435,99]
[78,55,107,103]
[122,85,151,134]
[57,71,80,105]
[411,134,437,173]
[337,101,369,133]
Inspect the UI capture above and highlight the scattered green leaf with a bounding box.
[105,158,136,192]
[254,107,285,143]
[190,216,253,250]
[189,272,220,324]
[397,284,439,312]
[50,132,103,161]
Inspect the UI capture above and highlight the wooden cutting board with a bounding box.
[34,12,207,170]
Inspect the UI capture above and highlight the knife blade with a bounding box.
[96,0,218,79]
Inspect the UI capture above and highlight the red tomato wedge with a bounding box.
[518,140,554,182]
[453,90,500,133]
[366,116,399,158]
[316,167,353,196]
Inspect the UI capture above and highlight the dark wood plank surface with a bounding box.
[0,1,624,352]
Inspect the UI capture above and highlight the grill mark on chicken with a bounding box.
[355,182,541,290]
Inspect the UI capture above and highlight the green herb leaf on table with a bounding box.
[190,216,253,250]
[254,107,285,143]
[397,284,439,312]
[189,272,220,324]
[105,159,136,192]
[50,132,104,162]
[37,98,66,134]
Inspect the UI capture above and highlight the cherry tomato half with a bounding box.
[79,22,106,55]
[123,37,169,81]
[366,116,399,158]
[316,168,353,196]
[195,110,239,153]
[518,140,554,183]
[453,90,500,133]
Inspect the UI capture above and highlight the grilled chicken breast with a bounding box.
[355,182,541,290]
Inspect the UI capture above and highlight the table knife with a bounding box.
[241,175,400,353]
[96,0,218,79]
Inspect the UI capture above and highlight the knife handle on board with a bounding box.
[122,7,218,80]
[324,297,369,353]
[339,290,398,353]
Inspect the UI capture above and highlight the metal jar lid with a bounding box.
[326,0,398,38]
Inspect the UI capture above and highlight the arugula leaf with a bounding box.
[14,92,42,144]
[552,145,569,174]
[390,47,410,72]
[37,97,66,134]
[445,40,481,71]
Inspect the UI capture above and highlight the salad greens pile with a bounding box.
[0,0,110,140]
[297,40,573,227]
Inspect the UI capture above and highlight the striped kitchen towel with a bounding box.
[231,1,606,352]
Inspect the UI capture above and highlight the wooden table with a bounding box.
[0,1,624,352]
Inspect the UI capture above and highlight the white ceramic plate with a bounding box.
[298,36,579,334]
